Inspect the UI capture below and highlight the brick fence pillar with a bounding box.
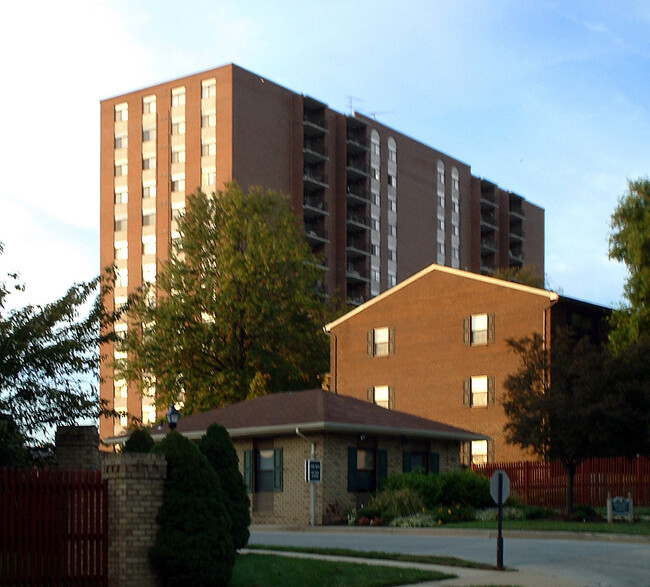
[102,453,167,587]
[56,425,101,470]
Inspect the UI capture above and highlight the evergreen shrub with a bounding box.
[383,470,442,510]
[199,423,251,549]
[439,469,492,507]
[149,431,235,586]
[122,427,154,453]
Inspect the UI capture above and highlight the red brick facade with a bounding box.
[327,264,565,463]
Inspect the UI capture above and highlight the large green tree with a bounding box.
[0,243,113,453]
[502,327,644,514]
[608,177,650,351]
[116,183,333,414]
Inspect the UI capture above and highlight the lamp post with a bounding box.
[166,404,180,430]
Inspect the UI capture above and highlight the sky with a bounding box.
[1,0,648,309]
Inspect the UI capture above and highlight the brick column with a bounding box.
[103,453,167,587]
[56,425,101,470]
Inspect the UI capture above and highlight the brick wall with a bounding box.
[329,267,556,463]
[102,453,167,587]
[56,426,101,470]
[235,431,463,525]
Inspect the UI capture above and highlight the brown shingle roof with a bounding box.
[107,389,485,444]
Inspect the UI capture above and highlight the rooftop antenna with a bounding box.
[347,95,363,115]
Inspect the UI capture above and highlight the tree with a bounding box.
[503,328,610,514]
[0,243,114,452]
[150,431,235,586]
[608,177,650,351]
[116,183,333,414]
[491,264,545,289]
[199,423,250,550]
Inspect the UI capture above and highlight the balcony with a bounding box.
[304,222,328,245]
[303,112,328,136]
[303,194,328,218]
[509,194,525,219]
[346,281,369,306]
[303,169,329,190]
[346,157,370,181]
[346,235,371,258]
[481,237,498,253]
[509,225,524,241]
[480,211,498,229]
[347,211,370,232]
[303,139,328,164]
[509,248,525,265]
[346,184,370,207]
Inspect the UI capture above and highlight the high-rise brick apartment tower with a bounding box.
[100,63,544,440]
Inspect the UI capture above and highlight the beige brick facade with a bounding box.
[234,430,461,525]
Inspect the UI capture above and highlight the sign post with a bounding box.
[490,470,510,570]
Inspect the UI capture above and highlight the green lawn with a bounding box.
[231,552,455,587]
[247,545,498,570]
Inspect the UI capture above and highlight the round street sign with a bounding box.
[490,470,511,504]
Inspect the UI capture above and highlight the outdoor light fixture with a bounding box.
[166,404,180,429]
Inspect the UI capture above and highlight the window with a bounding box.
[388,223,396,237]
[403,451,439,474]
[201,79,216,98]
[171,121,185,135]
[437,160,445,186]
[372,217,380,231]
[143,184,156,199]
[471,440,488,465]
[114,103,128,122]
[143,95,156,114]
[438,194,445,208]
[388,197,397,212]
[437,242,445,255]
[142,404,157,425]
[452,224,459,236]
[114,133,127,149]
[372,268,380,283]
[142,263,156,283]
[142,211,156,226]
[114,215,127,232]
[464,313,495,345]
[171,146,186,163]
[452,201,460,214]
[114,188,128,204]
[202,113,216,128]
[373,167,380,180]
[348,447,387,493]
[142,126,156,142]
[202,140,216,156]
[244,447,283,492]
[114,163,128,177]
[171,177,185,193]
[388,272,397,288]
[142,156,156,170]
[171,87,186,107]
[371,244,380,257]
[368,326,394,357]
[368,385,394,409]
[463,375,495,407]
[142,236,156,255]
[388,174,396,187]
[114,240,128,260]
[388,247,396,262]
[437,217,445,232]
[203,170,216,186]
[452,246,459,259]
[116,268,128,288]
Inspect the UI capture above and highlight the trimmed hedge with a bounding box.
[150,431,235,586]
[199,423,251,550]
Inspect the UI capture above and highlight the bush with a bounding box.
[384,470,442,510]
[122,428,154,453]
[439,469,492,508]
[430,503,476,523]
[523,505,555,520]
[360,487,426,525]
[199,423,251,550]
[571,504,599,521]
[150,431,235,586]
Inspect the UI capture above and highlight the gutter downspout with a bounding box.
[296,427,317,526]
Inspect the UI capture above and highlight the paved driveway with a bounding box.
[249,527,650,587]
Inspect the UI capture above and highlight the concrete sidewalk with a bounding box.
[241,548,583,587]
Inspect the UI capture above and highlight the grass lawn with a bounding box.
[231,552,455,586]
[247,544,498,569]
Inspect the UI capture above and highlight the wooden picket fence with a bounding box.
[473,455,650,508]
[0,468,108,586]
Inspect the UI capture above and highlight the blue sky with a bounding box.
[1,0,648,308]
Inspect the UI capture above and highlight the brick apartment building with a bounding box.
[100,63,544,439]
[325,263,609,464]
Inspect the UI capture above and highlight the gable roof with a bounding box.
[325,263,559,332]
[105,389,486,445]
